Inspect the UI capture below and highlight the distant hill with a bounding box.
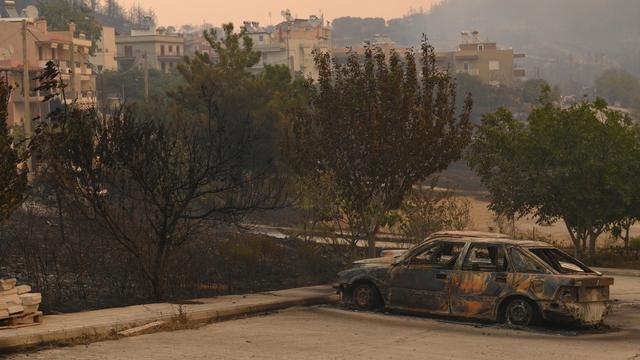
[333,0,640,89]
[11,0,155,34]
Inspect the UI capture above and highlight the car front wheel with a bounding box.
[504,298,538,326]
[351,283,382,310]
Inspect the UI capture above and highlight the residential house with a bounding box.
[436,31,526,86]
[115,17,185,73]
[0,15,95,127]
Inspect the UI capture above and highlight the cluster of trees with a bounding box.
[596,68,640,111]
[1,27,475,300]
[467,89,639,256]
[4,20,638,306]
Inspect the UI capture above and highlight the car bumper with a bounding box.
[540,300,612,326]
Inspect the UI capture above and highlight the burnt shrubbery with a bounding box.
[0,217,356,313]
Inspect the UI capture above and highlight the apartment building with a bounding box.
[91,26,117,72]
[115,18,185,73]
[436,31,526,86]
[244,12,332,80]
[0,14,95,127]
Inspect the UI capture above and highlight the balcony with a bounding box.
[456,69,480,76]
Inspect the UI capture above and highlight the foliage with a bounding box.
[0,83,28,222]
[101,68,185,103]
[522,79,550,104]
[467,90,640,255]
[291,39,472,256]
[399,181,472,242]
[595,69,640,109]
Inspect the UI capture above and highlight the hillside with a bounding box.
[333,0,640,89]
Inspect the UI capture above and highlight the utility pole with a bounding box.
[21,20,33,182]
[143,52,149,100]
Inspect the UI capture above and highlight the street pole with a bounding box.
[21,20,33,182]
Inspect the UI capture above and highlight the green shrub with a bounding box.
[631,237,640,250]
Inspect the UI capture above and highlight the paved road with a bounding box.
[8,276,640,360]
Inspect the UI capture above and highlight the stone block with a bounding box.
[7,305,24,314]
[0,294,21,307]
[15,285,31,295]
[22,304,39,314]
[0,279,16,291]
[20,293,42,306]
[0,287,18,297]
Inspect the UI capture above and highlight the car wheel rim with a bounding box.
[508,300,531,325]
[355,287,371,307]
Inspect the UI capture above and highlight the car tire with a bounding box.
[351,283,382,310]
[504,298,539,326]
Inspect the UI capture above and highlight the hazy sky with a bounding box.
[118,0,440,28]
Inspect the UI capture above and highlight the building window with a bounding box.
[259,35,264,43]
[177,46,180,56]
[161,45,165,56]
[38,47,43,60]
[464,62,470,73]
[161,62,166,72]
[478,44,484,52]
[169,45,173,53]
[124,46,132,57]
[489,60,500,71]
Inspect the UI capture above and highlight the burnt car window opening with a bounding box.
[411,242,465,269]
[529,248,593,274]
[509,248,548,274]
[462,245,508,272]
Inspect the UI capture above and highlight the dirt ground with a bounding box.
[8,276,640,360]
[462,194,640,248]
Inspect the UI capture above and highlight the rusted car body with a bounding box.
[335,231,613,326]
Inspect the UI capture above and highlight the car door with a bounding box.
[449,244,510,319]
[387,241,466,314]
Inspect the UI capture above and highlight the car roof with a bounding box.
[428,230,553,248]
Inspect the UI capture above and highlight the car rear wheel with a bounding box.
[504,298,538,326]
[351,283,382,310]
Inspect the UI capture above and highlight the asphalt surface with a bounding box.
[7,275,640,360]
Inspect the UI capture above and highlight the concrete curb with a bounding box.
[0,286,338,353]
[594,267,640,277]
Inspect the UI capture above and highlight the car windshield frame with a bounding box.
[525,247,595,274]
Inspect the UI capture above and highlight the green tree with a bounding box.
[595,68,640,108]
[468,92,638,256]
[101,68,184,103]
[0,83,27,221]
[522,79,551,104]
[292,41,472,256]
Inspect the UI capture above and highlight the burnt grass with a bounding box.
[0,229,365,314]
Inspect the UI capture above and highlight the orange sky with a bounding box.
[119,0,440,27]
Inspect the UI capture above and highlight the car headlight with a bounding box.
[559,287,578,302]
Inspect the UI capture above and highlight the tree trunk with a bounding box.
[367,232,376,258]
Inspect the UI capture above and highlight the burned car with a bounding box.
[335,231,613,326]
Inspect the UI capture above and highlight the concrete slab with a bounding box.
[0,285,338,353]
